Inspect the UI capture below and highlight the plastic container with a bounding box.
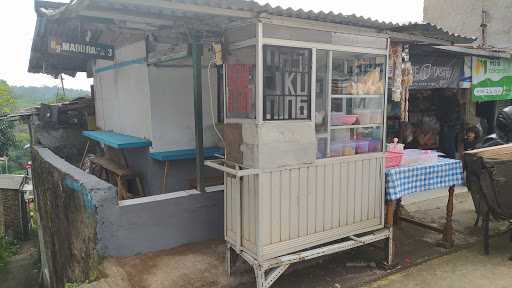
[331,113,358,126]
[400,149,438,166]
[385,152,403,168]
[341,143,357,156]
[368,139,382,152]
[355,140,369,154]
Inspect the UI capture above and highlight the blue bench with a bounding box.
[149,147,224,161]
[82,131,152,149]
[149,147,225,193]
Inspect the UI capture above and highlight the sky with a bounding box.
[0,0,423,90]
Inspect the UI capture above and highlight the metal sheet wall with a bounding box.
[225,153,385,260]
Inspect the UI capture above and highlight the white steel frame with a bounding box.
[226,228,393,288]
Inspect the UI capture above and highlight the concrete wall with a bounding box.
[30,99,95,166]
[424,0,512,48]
[32,146,115,288]
[241,121,317,169]
[33,146,224,287]
[0,188,22,239]
[98,190,223,256]
[94,41,152,139]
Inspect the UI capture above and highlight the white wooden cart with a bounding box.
[207,21,393,288]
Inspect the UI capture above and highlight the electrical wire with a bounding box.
[208,57,225,145]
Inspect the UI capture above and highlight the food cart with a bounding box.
[206,22,393,288]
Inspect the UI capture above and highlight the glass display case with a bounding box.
[316,51,386,159]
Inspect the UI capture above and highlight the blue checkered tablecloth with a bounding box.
[385,158,464,201]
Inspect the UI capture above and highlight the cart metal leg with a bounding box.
[385,227,394,266]
[226,244,238,277]
[232,229,392,288]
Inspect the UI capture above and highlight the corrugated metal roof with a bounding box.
[36,0,475,43]
[38,0,398,30]
[390,22,476,44]
[0,175,25,191]
[30,0,477,76]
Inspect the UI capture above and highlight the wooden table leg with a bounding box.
[439,185,455,248]
[161,160,170,194]
[395,198,402,226]
[79,140,90,169]
[385,201,396,228]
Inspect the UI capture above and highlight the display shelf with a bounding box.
[330,124,382,130]
[331,94,383,99]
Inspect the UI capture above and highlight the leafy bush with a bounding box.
[0,235,18,269]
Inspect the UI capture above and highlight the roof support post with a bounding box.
[192,38,205,193]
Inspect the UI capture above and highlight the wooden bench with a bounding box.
[89,157,144,201]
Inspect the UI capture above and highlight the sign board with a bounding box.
[48,38,115,60]
[472,57,512,102]
[410,55,463,89]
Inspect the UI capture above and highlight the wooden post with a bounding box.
[440,185,455,248]
[192,38,205,192]
[385,201,396,228]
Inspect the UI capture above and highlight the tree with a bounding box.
[0,80,15,158]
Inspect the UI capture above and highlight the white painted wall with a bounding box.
[424,0,512,49]
[94,42,221,152]
[94,41,152,139]
[148,64,220,152]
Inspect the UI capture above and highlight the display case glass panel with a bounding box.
[225,46,257,119]
[263,45,312,121]
[317,50,386,159]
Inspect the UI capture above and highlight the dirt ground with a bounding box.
[367,233,512,288]
[85,192,511,288]
[0,240,40,288]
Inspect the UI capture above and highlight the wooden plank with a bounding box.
[299,167,308,237]
[260,173,272,246]
[315,165,325,233]
[271,172,281,244]
[290,168,300,239]
[307,166,316,235]
[281,170,291,242]
[332,163,341,228]
[324,163,333,230]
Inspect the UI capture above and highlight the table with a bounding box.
[384,158,464,249]
[80,131,151,200]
